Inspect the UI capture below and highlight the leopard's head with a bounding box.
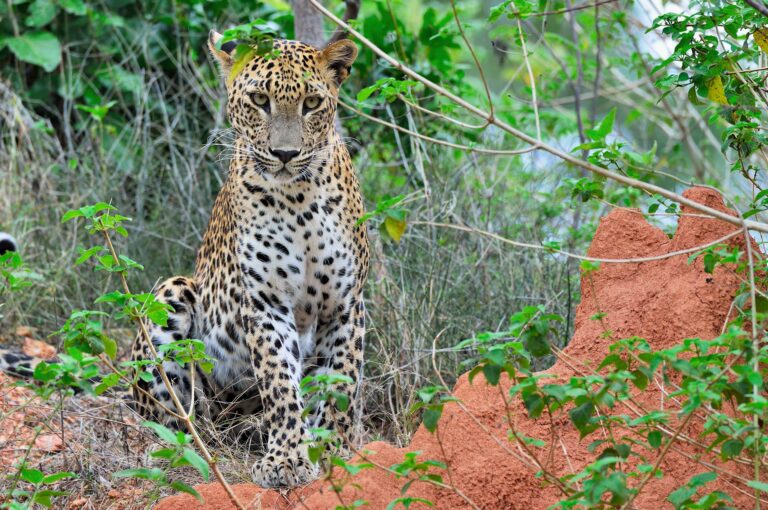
[209,32,357,183]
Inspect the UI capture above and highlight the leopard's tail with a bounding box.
[0,233,34,377]
[0,349,40,378]
[0,232,18,255]
[0,234,36,377]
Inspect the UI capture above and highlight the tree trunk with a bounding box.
[292,0,326,48]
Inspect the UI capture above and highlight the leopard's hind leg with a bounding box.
[130,276,212,426]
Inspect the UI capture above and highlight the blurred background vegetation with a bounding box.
[1,0,764,444]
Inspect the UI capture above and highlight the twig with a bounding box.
[449,0,493,118]
[745,0,768,17]
[339,98,538,155]
[525,0,618,17]
[411,220,742,264]
[741,217,762,509]
[396,94,487,130]
[565,0,588,160]
[516,17,541,140]
[590,1,602,123]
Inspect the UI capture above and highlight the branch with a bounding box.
[308,0,768,234]
[745,0,768,16]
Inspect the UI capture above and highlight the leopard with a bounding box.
[0,33,370,488]
[130,32,370,487]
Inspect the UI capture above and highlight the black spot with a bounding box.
[274,242,289,255]
[244,182,267,194]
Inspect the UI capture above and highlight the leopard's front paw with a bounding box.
[252,453,319,488]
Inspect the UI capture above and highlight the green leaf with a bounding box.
[61,202,114,222]
[169,481,203,502]
[631,369,648,390]
[569,402,594,433]
[182,448,210,481]
[422,407,442,433]
[149,447,177,459]
[334,391,350,412]
[113,467,165,481]
[668,486,697,508]
[386,497,434,510]
[146,306,169,327]
[748,480,768,492]
[720,438,743,459]
[585,108,616,140]
[25,0,57,27]
[20,468,44,484]
[32,490,69,508]
[94,372,121,395]
[689,472,717,487]
[647,430,662,449]
[143,421,180,444]
[6,31,61,72]
[102,335,117,359]
[75,246,106,265]
[41,471,76,484]
[522,392,544,418]
[59,0,86,15]
[525,332,551,357]
[482,363,501,385]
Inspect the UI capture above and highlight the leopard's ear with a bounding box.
[208,30,236,75]
[321,39,358,86]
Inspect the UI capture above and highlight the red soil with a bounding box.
[156,187,760,510]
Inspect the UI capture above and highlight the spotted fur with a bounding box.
[130,33,369,488]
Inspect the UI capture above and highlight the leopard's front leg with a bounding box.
[245,307,318,487]
[306,298,365,454]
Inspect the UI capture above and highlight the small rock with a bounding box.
[15,326,34,338]
[22,338,56,359]
[35,433,63,452]
[68,498,87,509]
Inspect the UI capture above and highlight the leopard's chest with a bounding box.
[197,169,364,391]
[234,186,360,333]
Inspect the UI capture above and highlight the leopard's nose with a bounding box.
[269,148,300,163]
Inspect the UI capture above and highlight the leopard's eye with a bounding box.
[303,96,322,112]
[250,93,270,110]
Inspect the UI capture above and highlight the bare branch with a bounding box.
[745,0,768,16]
